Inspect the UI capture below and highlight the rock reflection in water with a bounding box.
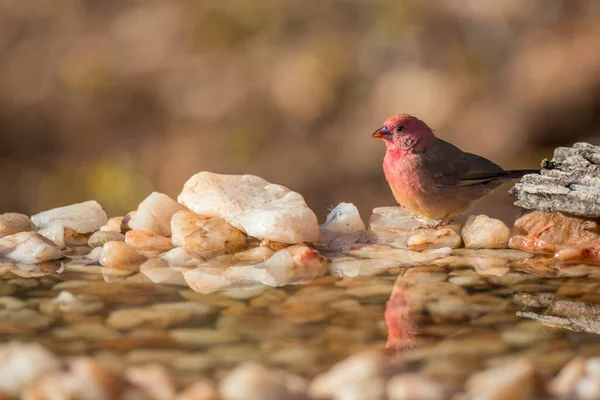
[516,292,600,334]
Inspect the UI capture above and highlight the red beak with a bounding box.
[372,126,391,138]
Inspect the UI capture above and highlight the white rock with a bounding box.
[0,341,61,396]
[309,351,392,399]
[220,362,307,400]
[0,213,32,238]
[318,203,367,250]
[178,172,319,244]
[171,211,246,258]
[99,241,146,271]
[368,207,462,250]
[125,230,173,252]
[100,216,123,232]
[128,192,187,236]
[461,215,510,249]
[0,232,62,263]
[31,200,108,234]
[184,244,326,293]
[387,374,444,400]
[466,358,535,400]
[38,223,66,249]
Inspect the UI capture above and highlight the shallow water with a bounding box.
[2,253,599,394]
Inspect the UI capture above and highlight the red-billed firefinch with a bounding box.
[372,114,538,223]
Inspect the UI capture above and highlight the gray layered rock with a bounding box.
[509,142,600,218]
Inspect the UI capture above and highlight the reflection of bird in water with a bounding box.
[385,275,417,352]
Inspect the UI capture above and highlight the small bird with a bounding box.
[372,114,538,225]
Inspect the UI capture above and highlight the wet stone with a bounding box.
[318,202,367,250]
[368,207,462,250]
[0,213,32,238]
[128,191,187,237]
[99,241,146,271]
[88,231,125,247]
[0,232,62,264]
[178,172,319,244]
[171,211,246,258]
[461,214,510,249]
[31,200,108,234]
[125,229,173,253]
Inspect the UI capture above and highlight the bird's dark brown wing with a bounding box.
[423,140,506,188]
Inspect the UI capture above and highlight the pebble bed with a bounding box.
[0,159,600,399]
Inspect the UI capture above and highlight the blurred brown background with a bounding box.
[1,0,600,223]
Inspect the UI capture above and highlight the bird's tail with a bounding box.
[504,169,540,179]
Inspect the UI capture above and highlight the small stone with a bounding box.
[128,192,187,236]
[0,341,60,397]
[100,216,124,232]
[50,290,104,314]
[465,357,536,400]
[0,232,62,263]
[0,213,32,238]
[309,351,394,399]
[125,230,173,252]
[368,207,462,250]
[107,308,189,330]
[548,356,586,397]
[509,210,600,254]
[219,362,308,400]
[178,172,319,243]
[176,380,220,400]
[171,211,246,258]
[38,223,66,249]
[461,214,510,249]
[318,202,367,250]
[387,374,444,400]
[169,328,239,347]
[99,241,146,271]
[125,364,176,400]
[88,231,125,247]
[31,200,108,234]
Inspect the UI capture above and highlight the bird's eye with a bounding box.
[395,125,405,133]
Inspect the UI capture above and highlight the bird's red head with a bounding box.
[372,114,436,152]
